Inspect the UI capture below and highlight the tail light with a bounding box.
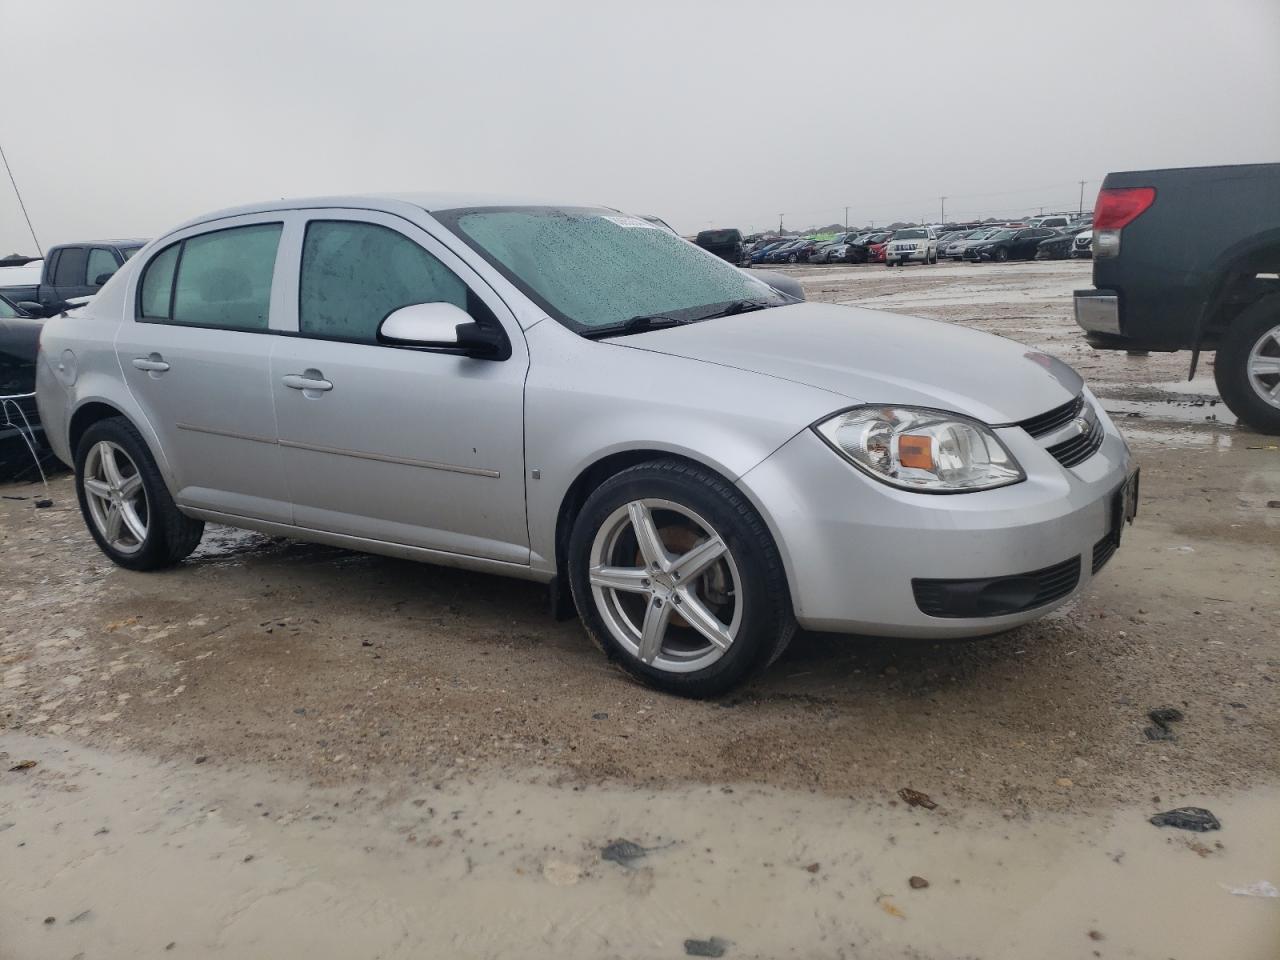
[1093,187,1155,258]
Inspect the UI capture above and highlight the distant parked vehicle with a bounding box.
[1026,215,1074,229]
[1034,229,1082,261]
[868,236,891,263]
[1,293,51,478]
[1071,230,1093,258]
[964,227,1057,263]
[17,240,147,317]
[885,227,938,267]
[942,228,996,260]
[695,229,745,265]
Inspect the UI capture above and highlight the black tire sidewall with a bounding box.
[75,418,188,570]
[1215,295,1280,435]
[567,461,792,698]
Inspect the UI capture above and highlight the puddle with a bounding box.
[2,734,1277,960]
[1104,397,1236,427]
[1116,425,1237,449]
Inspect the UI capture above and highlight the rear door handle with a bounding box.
[282,371,333,393]
[132,353,170,374]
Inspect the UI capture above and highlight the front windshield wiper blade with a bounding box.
[697,298,777,321]
[578,314,699,341]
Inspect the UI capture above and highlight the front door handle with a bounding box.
[132,353,170,373]
[282,371,333,393]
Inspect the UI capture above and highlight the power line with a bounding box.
[0,140,42,256]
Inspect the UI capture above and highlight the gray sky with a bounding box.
[3,0,1278,253]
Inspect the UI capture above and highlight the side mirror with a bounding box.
[16,301,45,317]
[94,272,115,286]
[377,302,506,359]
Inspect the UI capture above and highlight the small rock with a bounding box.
[242,854,255,863]
[293,708,307,716]
[909,875,929,889]
[43,916,55,925]
[897,788,937,810]
[1056,778,1074,788]
[805,862,820,874]
[7,760,37,772]
[194,756,208,765]
[684,936,729,957]
[591,712,608,721]
[1088,930,1105,941]
[601,839,649,867]
[1148,706,1184,729]
[166,942,176,951]
[1150,807,1221,832]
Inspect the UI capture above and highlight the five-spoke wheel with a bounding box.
[82,440,149,555]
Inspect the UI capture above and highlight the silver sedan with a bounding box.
[36,195,1136,697]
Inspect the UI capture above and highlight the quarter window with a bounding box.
[139,244,179,319]
[299,220,471,343]
[86,248,118,287]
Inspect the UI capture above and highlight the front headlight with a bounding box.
[814,406,1024,493]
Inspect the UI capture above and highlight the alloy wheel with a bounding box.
[588,499,742,673]
[83,440,149,554]
[1247,323,1280,408]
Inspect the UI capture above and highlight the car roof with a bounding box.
[181,192,581,227]
[49,238,149,249]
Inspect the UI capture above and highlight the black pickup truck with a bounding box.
[1073,163,1280,433]
[0,239,146,317]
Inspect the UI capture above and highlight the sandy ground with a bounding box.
[2,260,1278,958]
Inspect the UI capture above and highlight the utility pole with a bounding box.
[778,213,784,235]
[940,196,947,225]
[844,206,849,230]
[1078,180,1087,216]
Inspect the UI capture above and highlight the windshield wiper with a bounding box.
[697,298,777,321]
[578,314,699,341]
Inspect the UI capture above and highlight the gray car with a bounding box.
[35,194,1137,697]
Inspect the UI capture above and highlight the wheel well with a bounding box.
[1201,241,1280,347]
[69,402,126,456]
[553,450,706,579]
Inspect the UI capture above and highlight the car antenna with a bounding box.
[0,138,43,257]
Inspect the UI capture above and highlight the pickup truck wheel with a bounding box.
[1215,295,1280,435]
[568,459,796,698]
[75,417,205,570]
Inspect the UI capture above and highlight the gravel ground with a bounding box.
[2,259,1278,958]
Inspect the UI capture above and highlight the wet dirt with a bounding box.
[2,259,1278,958]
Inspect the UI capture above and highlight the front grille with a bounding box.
[1046,414,1104,468]
[912,556,1082,618]
[1018,394,1084,438]
[1092,533,1118,575]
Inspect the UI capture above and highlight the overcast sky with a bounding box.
[2,0,1278,253]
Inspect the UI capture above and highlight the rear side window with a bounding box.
[86,248,118,286]
[139,244,179,318]
[298,220,469,344]
[52,247,87,287]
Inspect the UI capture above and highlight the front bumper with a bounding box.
[737,400,1134,637]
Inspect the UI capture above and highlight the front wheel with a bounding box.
[993,247,1009,262]
[1214,295,1280,435]
[75,417,205,570]
[787,253,798,263]
[568,460,795,698]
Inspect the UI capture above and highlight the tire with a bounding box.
[787,253,798,263]
[993,247,1009,262]
[567,459,795,698]
[75,416,204,570]
[1214,294,1280,435]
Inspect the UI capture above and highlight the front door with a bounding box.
[116,217,291,522]
[270,212,530,564]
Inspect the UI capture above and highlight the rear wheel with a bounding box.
[1215,295,1280,435]
[993,247,1009,262]
[75,417,205,570]
[568,460,795,698]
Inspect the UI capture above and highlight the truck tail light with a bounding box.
[1093,187,1155,258]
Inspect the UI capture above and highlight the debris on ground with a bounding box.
[897,788,937,810]
[7,760,37,772]
[1149,807,1221,832]
[909,875,929,889]
[683,936,729,957]
[876,895,906,919]
[1088,930,1105,941]
[1221,881,1278,898]
[805,862,820,873]
[591,712,608,720]
[1144,706,1185,742]
[69,909,91,923]
[600,839,650,867]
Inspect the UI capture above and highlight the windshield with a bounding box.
[987,229,1016,240]
[440,207,786,332]
[893,228,928,239]
[119,245,144,261]
[696,230,740,245]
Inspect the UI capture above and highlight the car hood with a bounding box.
[618,301,1082,424]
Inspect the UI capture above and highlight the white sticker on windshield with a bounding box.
[601,216,660,229]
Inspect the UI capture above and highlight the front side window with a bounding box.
[169,224,281,329]
[52,247,87,287]
[299,221,469,343]
[438,207,786,333]
[86,248,118,286]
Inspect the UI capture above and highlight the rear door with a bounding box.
[115,214,292,522]
[269,209,530,563]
